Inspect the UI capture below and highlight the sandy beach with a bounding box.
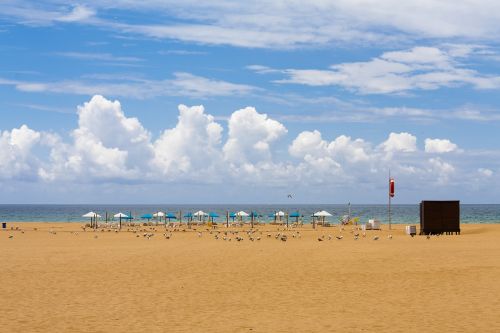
[1,222,500,332]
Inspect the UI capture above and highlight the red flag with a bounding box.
[389,178,395,197]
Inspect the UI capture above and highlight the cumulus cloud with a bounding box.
[40,95,154,181]
[425,138,458,153]
[223,107,287,164]
[380,132,417,153]
[0,125,44,179]
[2,95,498,197]
[152,104,223,179]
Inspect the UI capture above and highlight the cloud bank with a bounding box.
[1,95,496,197]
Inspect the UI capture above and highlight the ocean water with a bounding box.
[1,204,500,224]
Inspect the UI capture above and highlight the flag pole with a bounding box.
[388,170,392,230]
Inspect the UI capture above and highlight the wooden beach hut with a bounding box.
[419,200,460,235]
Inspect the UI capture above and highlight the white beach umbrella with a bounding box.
[82,211,101,228]
[313,210,332,217]
[153,211,165,217]
[275,211,285,216]
[114,212,129,229]
[193,210,208,216]
[83,212,102,218]
[236,211,249,217]
[82,211,96,218]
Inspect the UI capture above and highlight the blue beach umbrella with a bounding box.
[209,212,219,222]
[141,214,153,220]
[289,211,300,222]
[166,213,177,221]
[229,212,236,222]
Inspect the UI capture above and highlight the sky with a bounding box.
[1,1,500,204]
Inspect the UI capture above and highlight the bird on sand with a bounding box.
[336,235,343,240]
[318,237,324,242]
[388,235,393,239]
[373,236,379,240]
[8,235,13,239]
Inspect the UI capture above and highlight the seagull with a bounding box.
[287,194,293,199]
[8,235,13,239]
[318,237,324,242]
[336,235,343,240]
[373,236,379,240]
[388,235,393,239]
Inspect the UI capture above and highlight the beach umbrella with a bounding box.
[184,212,193,222]
[313,210,332,217]
[236,211,249,222]
[275,211,285,222]
[141,214,153,220]
[114,212,129,229]
[208,212,219,222]
[82,211,101,228]
[153,211,165,223]
[236,211,249,217]
[250,211,259,228]
[166,213,177,221]
[194,210,208,221]
[313,210,332,225]
[290,211,300,223]
[153,211,165,220]
[229,212,237,222]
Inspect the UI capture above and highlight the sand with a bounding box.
[1,222,500,333]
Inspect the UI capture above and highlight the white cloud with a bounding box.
[2,96,500,199]
[40,95,154,181]
[258,46,500,94]
[55,5,95,23]
[425,138,458,153]
[478,168,493,177]
[0,72,255,99]
[0,125,43,179]
[152,104,223,179]
[4,2,500,48]
[380,132,417,153]
[224,107,287,164]
[428,157,455,184]
[53,52,143,63]
[8,0,500,48]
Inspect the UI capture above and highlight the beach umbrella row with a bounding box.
[83,209,334,228]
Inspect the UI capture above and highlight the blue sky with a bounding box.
[1,1,500,204]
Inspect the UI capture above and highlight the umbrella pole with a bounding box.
[286,212,289,228]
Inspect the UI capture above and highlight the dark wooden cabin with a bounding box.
[420,200,460,235]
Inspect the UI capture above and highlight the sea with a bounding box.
[1,204,500,224]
